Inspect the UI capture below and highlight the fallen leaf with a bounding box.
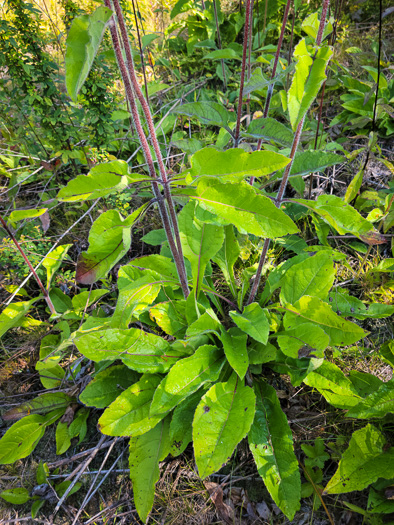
[204,481,235,525]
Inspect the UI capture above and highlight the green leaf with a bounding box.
[277,322,330,359]
[280,251,335,304]
[3,392,71,421]
[99,375,164,436]
[129,417,171,523]
[346,378,394,419]
[243,118,294,147]
[302,12,333,41]
[172,102,235,129]
[149,301,187,337]
[212,225,240,295]
[186,311,221,337]
[325,424,394,494]
[76,206,147,284]
[31,499,45,518]
[56,421,71,455]
[284,296,368,346]
[249,380,301,520]
[65,6,113,101]
[42,244,71,288]
[193,180,298,238]
[36,461,49,484]
[230,303,270,345]
[242,68,272,96]
[71,289,107,311]
[150,345,224,415]
[186,147,290,184]
[179,201,224,297]
[57,161,130,202]
[220,327,249,379]
[170,0,191,18]
[204,48,241,60]
[0,412,61,464]
[128,255,179,281]
[349,370,383,398]
[276,150,344,179]
[288,40,332,130]
[0,298,38,338]
[79,365,139,408]
[193,374,256,478]
[302,438,330,469]
[295,195,373,236]
[344,168,363,203]
[303,361,361,409]
[169,390,205,457]
[7,208,48,223]
[0,488,31,504]
[75,328,185,373]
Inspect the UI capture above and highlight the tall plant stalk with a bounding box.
[130,0,149,103]
[0,215,56,314]
[234,0,252,147]
[247,0,330,305]
[104,0,189,298]
[213,0,227,89]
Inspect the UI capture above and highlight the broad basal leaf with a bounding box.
[220,327,249,379]
[179,201,224,296]
[172,102,235,130]
[230,303,270,345]
[65,6,112,101]
[76,205,147,284]
[150,345,225,415]
[0,488,31,504]
[0,298,38,338]
[303,361,362,409]
[3,392,72,421]
[295,194,373,236]
[346,378,394,419]
[212,225,240,295]
[79,365,140,408]
[185,147,290,184]
[75,328,185,373]
[57,160,130,202]
[249,380,301,520]
[325,424,394,495]
[149,301,187,338]
[129,417,171,523]
[283,296,367,346]
[169,390,206,457]
[42,244,71,288]
[274,150,344,179]
[277,322,330,359]
[99,375,164,436]
[193,374,256,478]
[243,118,294,147]
[186,311,221,337]
[193,179,298,238]
[280,251,335,304]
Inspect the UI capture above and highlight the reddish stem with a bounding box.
[0,214,56,314]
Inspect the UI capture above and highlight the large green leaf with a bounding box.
[0,488,31,504]
[75,328,185,373]
[212,225,240,295]
[99,375,164,436]
[7,208,48,223]
[243,118,294,147]
[76,206,147,284]
[303,361,362,409]
[128,255,179,281]
[0,298,38,338]
[288,40,332,130]
[65,6,112,101]
[169,390,205,457]
[150,345,224,415]
[79,365,139,408]
[283,296,367,346]
[325,424,394,494]
[149,301,187,338]
[3,392,71,421]
[193,180,298,238]
[204,48,241,60]
[185,147,291,184]
[220,327,249,379]
[280,251,335,304]
[42,244,71,288]
[193,374,256,478]
[179,201,224,296]
[230,303,270,345]
[57,161,131,202]
[129,417,171,523]
[277,322,330,359]
[346,378,394,419]
[172,102,235,130]
[275,150,344,179]
[295,195,373,236]
[186,311,221,337]
[249,380,301,520]
[0,411,62,464]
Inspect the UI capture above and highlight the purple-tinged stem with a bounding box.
[0,215,56,314]
[130,0,149,103]
[105,2,189,298]
[234,0,252,147]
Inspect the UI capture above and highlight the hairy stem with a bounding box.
[130,0,149,103]
[0,214,56,314]
[105,2,189,297]
[234,0,252,147]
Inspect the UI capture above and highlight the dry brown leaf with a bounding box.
[204,481,235,525]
